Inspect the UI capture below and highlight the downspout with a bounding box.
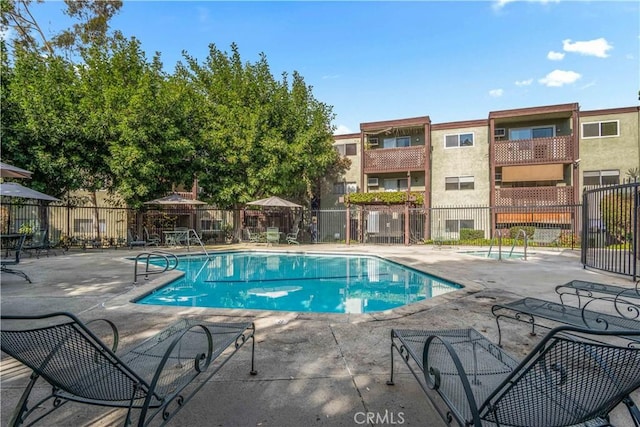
[572,105,580,244]
[360,130,366,243]
[424,121,432,241]
[572,105,580,205]
[489,118,496,237]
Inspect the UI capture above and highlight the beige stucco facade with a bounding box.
[329,104,639,213]
[430,121,490,208]
[324,133,361,208]
[578,107,640,192]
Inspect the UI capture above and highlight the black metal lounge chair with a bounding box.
[492,296,640,347]
[388,326,640,427]
[1,312,257,426]
[1,234,31,283]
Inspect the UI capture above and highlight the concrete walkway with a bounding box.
[1,244,637,426]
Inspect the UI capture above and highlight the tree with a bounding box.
[1,0,122,56]
[179,43,348,209]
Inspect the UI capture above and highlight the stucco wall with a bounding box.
[430,125,490,207]
[579,109,640,188]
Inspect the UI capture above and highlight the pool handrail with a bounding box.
[487,232,503,260]
[509,229,528,260]
[134,250,179,284]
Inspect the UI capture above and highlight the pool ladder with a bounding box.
[487,233,502,260]
[134,251,179,284]
[181,229,210,258]
[487,229,528,261]
[510,229,528,260]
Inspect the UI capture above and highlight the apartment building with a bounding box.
[328,103,640,240]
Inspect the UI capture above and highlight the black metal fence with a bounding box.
[582,182,639,280]
[311,205,581,249]
[1,200,584,250]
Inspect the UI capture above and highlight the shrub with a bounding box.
[509,226,534,239]
[460,228,484,240]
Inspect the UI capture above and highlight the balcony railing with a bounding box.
[363,146,426,174]
[494,186,574,207]
[494,135,574,166]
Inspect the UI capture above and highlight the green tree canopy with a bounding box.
[179,43,348,208]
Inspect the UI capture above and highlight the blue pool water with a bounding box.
[135,252,462,314]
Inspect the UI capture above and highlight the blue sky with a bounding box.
[25,1,640,134]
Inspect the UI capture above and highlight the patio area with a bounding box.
[1,243,638,426]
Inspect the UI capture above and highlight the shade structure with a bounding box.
[143,193,207,205]
[0,182,59,201]
[246,196,301,208]
[0,162,32,179]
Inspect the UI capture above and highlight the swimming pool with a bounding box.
[134,251,462,314]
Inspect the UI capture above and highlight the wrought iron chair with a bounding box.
[127,229,147,249]
[266,227,280,245]
[1,312,257,426]
[22,229,50,258]
[1,234,31,283]
[388,326,640,427]
[286,227,300,245]
[143,227,161,246]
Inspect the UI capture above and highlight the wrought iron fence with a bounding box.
[582,181,639,280]
[0,200,583,250]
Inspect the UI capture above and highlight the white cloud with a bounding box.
[562,38,612,58]
[580,81,596,90]
[515,78,533,86]
[493,0,558,10]
[547,51,565,61]
[322,74,340,80]
[626,53,635,60]
[334,125,352,135]
[197,7,210,23]
[489,89,504,97]
[539,70,582,87]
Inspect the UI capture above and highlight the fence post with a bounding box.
[346,205,351,246]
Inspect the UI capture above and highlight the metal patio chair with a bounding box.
[286,227,300,245]
[127,229,147,249]
[1,234,31,283]
[266,227,280,245]
[1,312,257,426]
[388,326,640,427]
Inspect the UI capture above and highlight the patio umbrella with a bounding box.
[0,162,32,179]
[0,182,59,201]
[143,193,207,205]
[246,196,301,208]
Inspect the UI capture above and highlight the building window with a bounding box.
[582,120,619,138]
[509,126,555,140]
[445,133,474,148]
[445,176,475,190]
[445,219,474,233]
[583,170,620,186]
[333,181,357,194]
[335,143,357,156]
[383,178,408,191]
[383,136,410,148]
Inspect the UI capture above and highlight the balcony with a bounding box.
[493,135,574,166]
[494,186,574,207]
[363,146,426,174]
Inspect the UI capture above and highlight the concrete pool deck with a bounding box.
[1,244,638,426]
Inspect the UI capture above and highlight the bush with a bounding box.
[509,226,534,239]
[460,228,484,240]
